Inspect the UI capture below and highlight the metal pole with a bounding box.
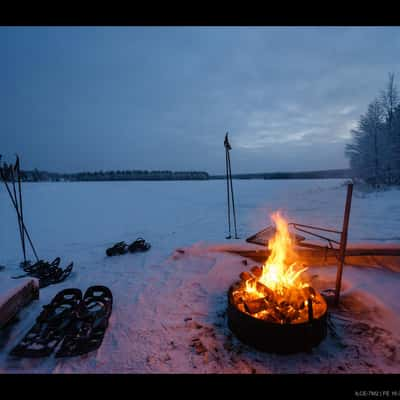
[334,183,353,306]
[0,169,39,262]
[225,148,232,239]
[227,150,238,239]
[16,157,27,264]
[10,166,26,263]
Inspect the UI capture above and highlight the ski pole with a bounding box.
[225,147,232,239]
[224,133,232,239]
[10,164,27,264]
[16,156,27,264]
[227,150,238,239]
[0,168,39,262]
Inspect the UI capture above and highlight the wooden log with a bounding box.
[0,279,39,329]
[244,298,267,314]
[239,271,253,282]
[250,266,262,278]
[255,281,275,300]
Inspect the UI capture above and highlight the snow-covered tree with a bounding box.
[380,73,399,183]
[346,99,384,185]
[346,73,400,186]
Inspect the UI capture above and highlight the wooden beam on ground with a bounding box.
[224,244,400,273]
[298,242,400,256]
[0,279,39,329]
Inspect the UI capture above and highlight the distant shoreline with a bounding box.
[211,168,352,180]
[1,168,352,182]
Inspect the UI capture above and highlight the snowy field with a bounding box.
[1,179,400,373]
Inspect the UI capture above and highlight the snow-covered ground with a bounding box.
[1,179,400,373]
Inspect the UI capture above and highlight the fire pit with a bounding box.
[227,212,328,354]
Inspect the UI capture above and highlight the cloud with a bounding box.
[0,27,399,173]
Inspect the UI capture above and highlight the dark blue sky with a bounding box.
[1,27,400,174]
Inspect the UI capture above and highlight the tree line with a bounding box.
[0,167,210,182]
[346,73,400,186]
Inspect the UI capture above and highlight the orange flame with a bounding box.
[246,211,308,296]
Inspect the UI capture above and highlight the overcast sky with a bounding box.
[1,27,400,174]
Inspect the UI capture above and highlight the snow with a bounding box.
[1,179,400,373]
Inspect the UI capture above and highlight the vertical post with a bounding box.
[334,183,353,306]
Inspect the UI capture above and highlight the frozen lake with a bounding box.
[2,178,391,266]
[1,179,400,373]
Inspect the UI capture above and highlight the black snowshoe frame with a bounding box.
[10,289,82,358]
[10,286,113,358]
[106,237,151,256]
[106,241,128,256]
[128,237,151,252]
[12,257,74,288]
[56,286,113,357]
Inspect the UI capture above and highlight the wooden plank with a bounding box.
[0,279,39,329]
[298,241,400,256]
[224,245,400,272]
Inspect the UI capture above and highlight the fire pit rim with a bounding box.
[227,281,328,354]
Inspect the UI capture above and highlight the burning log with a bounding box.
[250,266,262,278]
[255,281,275,300]
[244,298,267,314]
[239,271,253,282]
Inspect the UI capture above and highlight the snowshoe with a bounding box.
[106,241,128,256]
[12,258,61,279]
[12,257,73,288]
[39,262,74,289]
[10,288,82,358]
[128,237,151,253]
[55,285,113,358]
[24,257,61,274]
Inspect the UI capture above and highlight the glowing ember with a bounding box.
[232,211,327,324]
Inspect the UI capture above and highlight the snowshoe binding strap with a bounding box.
[10,288,82,358]
[13,258,74,288]
[22,257,61,274]
[55,286,113,358]
[106,241,128,257]
[12,257,61,279]
[128,237,151,253]
[39,262,74,289]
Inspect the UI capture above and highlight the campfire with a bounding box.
[227,211,328,353]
